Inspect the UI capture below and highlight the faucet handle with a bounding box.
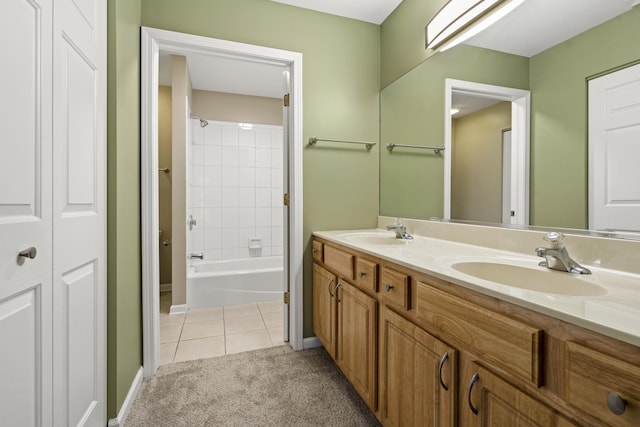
[543,232,564,249]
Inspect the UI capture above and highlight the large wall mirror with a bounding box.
[380,3,640,236]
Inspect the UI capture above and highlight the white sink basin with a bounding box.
[452,261,607,297]
[337,231,411,246]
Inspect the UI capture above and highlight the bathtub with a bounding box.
[187,256,284,309]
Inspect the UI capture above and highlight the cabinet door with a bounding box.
[336,280,378,410]
[379,307,457,426]
[313,264,337,358]
[466,364,575,426]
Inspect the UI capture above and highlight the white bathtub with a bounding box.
[187,256,283,309]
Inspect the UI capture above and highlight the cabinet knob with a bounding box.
[358,271,366,278]
[607,393,626,416]
[385,284,394,292]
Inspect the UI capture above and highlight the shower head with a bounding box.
[190,114,209,127]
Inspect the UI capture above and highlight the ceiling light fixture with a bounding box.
[426,0,525,52]
[450,107,462,115]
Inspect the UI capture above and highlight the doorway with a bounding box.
[141,27,304,377]
[444,78,530,225]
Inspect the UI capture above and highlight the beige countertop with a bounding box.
[314,228,640,347]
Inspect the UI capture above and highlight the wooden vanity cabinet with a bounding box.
[379,306,457,426]
[312,238,640,426]
[415,280,543,387]
[565,342,640,426]
[313,245,378,411]
[464,363,575,426]
[335,280,378,410]
[312,264,337,358]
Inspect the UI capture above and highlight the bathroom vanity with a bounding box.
[312,220,640,426]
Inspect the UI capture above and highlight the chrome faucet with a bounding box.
[535,232,591,275]
[386,218,414,240]
[188,253,204,260]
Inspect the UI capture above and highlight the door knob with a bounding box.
[17,247,37,265]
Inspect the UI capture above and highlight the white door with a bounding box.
[0,1,53,425]
[52,0,106,425]
[589,63,640,234]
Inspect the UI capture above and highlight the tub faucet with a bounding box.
[189,253,204,260]
[535,232,591,275]
[386,218,413,240]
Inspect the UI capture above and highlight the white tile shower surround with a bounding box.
[190,120,284,261]
[159,292,285,365]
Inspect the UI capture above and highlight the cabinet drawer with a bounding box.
[312,240,323,263]
[324,245,354,280]
[355,258,378,292]
[380,267,410,310]
[565,342,640,426]
[416,282,542,386]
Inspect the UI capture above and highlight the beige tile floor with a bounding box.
[159,292,285,365]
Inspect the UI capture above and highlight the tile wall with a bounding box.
[189,120,284,260]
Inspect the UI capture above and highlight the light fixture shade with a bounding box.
[426,0,507,50]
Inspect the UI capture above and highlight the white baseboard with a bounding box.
[169,304,187,315]
[107,366,143,427]
[303,336,322,349]
[159,283,172,293]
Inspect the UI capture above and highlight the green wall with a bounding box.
[107,0,143,419]
[529,7,640,228]
[379,45,529,219]
[380,0,446,88]
[380,2,640,230]
[141,0,381,338]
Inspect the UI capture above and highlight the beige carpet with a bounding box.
[125,346,381,426]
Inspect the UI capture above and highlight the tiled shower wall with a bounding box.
[190,120,284,260]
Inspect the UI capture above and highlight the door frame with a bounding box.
[140,27,304,377]
[444,78,530,225]
[501,128,512,223]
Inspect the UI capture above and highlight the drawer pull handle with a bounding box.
[327,279,335,297]
[335,282,342,302]
[385,284,394,292]
[438,352,449,391]
[607,393,626,416]
[358,271,366,278]
[467,372,479,415]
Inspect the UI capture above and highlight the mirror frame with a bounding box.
[444,78,531,225]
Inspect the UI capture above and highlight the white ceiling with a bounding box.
[271,0,403,24]
[464,0,638,57]
[451,93,503,118]
[159,53,287,98]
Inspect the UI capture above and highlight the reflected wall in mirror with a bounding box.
[379,6,640,233]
